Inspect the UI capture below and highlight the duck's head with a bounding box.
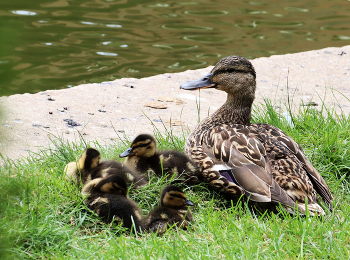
[78,148,101,170]
[180,56,256,109]
[160,185,194,209]
[82,174,128,196]
[119,134,157,158]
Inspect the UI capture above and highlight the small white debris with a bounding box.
[283,111,294,128]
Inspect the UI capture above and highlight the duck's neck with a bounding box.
[211,93,252,125]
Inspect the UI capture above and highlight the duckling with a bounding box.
[180,55,333,216]
[144,185,194,234]
[64,147,100,183]
[82,174,143,231]
[119,134,203,184]
[64,148,147,188]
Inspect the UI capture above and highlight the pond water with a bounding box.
[0,0,350,96]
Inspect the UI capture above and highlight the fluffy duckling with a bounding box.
[119,134,203,184]
[64,148,100,183]
[144,185,194,234]
[64,148,147,188]
[82,174,143,231]
[180,55,333,216]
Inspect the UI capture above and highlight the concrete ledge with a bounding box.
[1,45,350,161]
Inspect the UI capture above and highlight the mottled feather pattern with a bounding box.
[182,55,332,215]
[187,119,316,212]
[187,118,330,213]
[254,123,333,210]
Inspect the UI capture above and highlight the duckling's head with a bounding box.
[119,134,157,158]
[180,56,256,108]
[83,174,128,196]
[160,185,194,209]
[94,174,128,195]
[78,148,101,170]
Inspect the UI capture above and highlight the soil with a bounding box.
[1,45,350,162]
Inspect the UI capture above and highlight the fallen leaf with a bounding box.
[157,96,184,105]
[175,99,184,105]
[165,119,185,126]
[158,96,175,102]
[144,102,167,109]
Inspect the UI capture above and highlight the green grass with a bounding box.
[1,102,350,259]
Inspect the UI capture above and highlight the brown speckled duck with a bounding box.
[119,134,203,184]
[180,55,333,215]
[82,174,143,231]
[144,185,194,234]
[64,148,147,188]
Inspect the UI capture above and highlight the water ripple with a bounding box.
[1,0,350,95]
[96,52,119,56]
[11,10,37,16]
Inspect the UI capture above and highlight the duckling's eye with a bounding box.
[136,141,151,148]
[227,68,234,73]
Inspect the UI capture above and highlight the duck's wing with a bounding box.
[254,123,333,212]
[186,124,299,211]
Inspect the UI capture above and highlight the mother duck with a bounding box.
[180,56,333,215]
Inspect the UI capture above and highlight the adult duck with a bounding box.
[180,55,333,215]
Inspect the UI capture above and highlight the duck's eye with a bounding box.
[227,68,234,73]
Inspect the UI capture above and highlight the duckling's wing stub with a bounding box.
[87,193,143,232]
[180,73,216,90]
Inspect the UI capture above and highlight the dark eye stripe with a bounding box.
[216,69,256,78]
[133,141,151,149]
[170,194,186,200]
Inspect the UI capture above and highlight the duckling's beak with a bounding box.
[184,199,194,206]
[180,73,217,90]
[119,147,133,158]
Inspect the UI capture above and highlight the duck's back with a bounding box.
[134,151,203,184]
[87,193,143,231]
[83,160,147,188]
[144,207,192,233]
[252,123,333,210]
[185,120,333,214]
[158,151,203,183]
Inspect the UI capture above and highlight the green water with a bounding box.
[0,0,349,96]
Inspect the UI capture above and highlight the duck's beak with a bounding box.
[184,198,195,206]
[119,147,133,158]
[180,73,217,90]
